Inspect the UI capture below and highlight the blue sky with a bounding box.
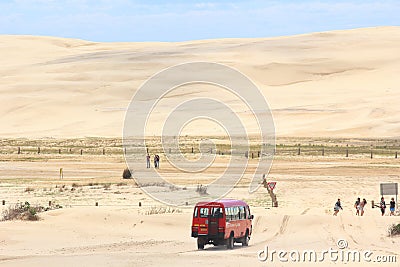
[0,0,399,42]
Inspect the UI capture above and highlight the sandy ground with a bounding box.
[1,27,400,266]
[0,153,399,267]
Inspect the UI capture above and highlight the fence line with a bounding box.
[0,144,399,159]
[0,199,193,208]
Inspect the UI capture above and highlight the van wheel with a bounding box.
[197,239,205,250]
[227,234,234,249]
[242,231,249,246]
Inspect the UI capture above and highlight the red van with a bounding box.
[191,199,254,249]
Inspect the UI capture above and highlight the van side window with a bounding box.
[199,207,209,218]
[194,207,198,218]
[239,206,245,219]
[234,207,239,220]
[225,207,232,222]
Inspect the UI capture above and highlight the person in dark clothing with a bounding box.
[154,154,158,168]
[354,197,361,216]
[333,198,343,216]
[155,154,160,168]
[389,198,396,216]
[380,197,386,216]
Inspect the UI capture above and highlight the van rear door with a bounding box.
[197,206,210,235]
[209,207,223,236]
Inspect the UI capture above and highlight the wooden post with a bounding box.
[80,149,83,155]
[2,200,5,205]
[192,147,194,153]
[297,147,301,155]
[95,202,98,206]
[251,152,254,159]
[49,201,52,206]
[395,152,398,159]
[60,168,63,179]
[59,149,61,154]
[18,147,21,154]
[258,151,260,157]
[346,149,349,157]
[322,147,324,156]
[370,150,373,159]
[262,178,278,208]
[38,147,40,154]
[139,202,142,207]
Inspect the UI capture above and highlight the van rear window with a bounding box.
[211,207,223,218]
[199,207,209,218]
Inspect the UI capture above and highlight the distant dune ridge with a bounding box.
[1,26,400,138]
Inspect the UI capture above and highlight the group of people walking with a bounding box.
[354,197,368,216]
[376,197,397,216]
[146,154,160,169]
[333,197,397,216]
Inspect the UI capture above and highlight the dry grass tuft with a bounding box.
[144,206,182,215]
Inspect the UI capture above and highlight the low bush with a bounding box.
[388,223,400,237]
[1,201,63,222]
[196,184,208,195]
[103,183,111,190]
[1,202,41,221]
[122,168,132,179]
[25,187,34,193]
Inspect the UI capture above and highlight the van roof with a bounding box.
[195,199,248,208]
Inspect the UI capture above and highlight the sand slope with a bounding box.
[0,207,399,267]
[1,26,400,138]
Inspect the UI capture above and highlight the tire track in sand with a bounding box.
[251,215,291,247]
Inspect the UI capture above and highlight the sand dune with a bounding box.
[1,27,400,138]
